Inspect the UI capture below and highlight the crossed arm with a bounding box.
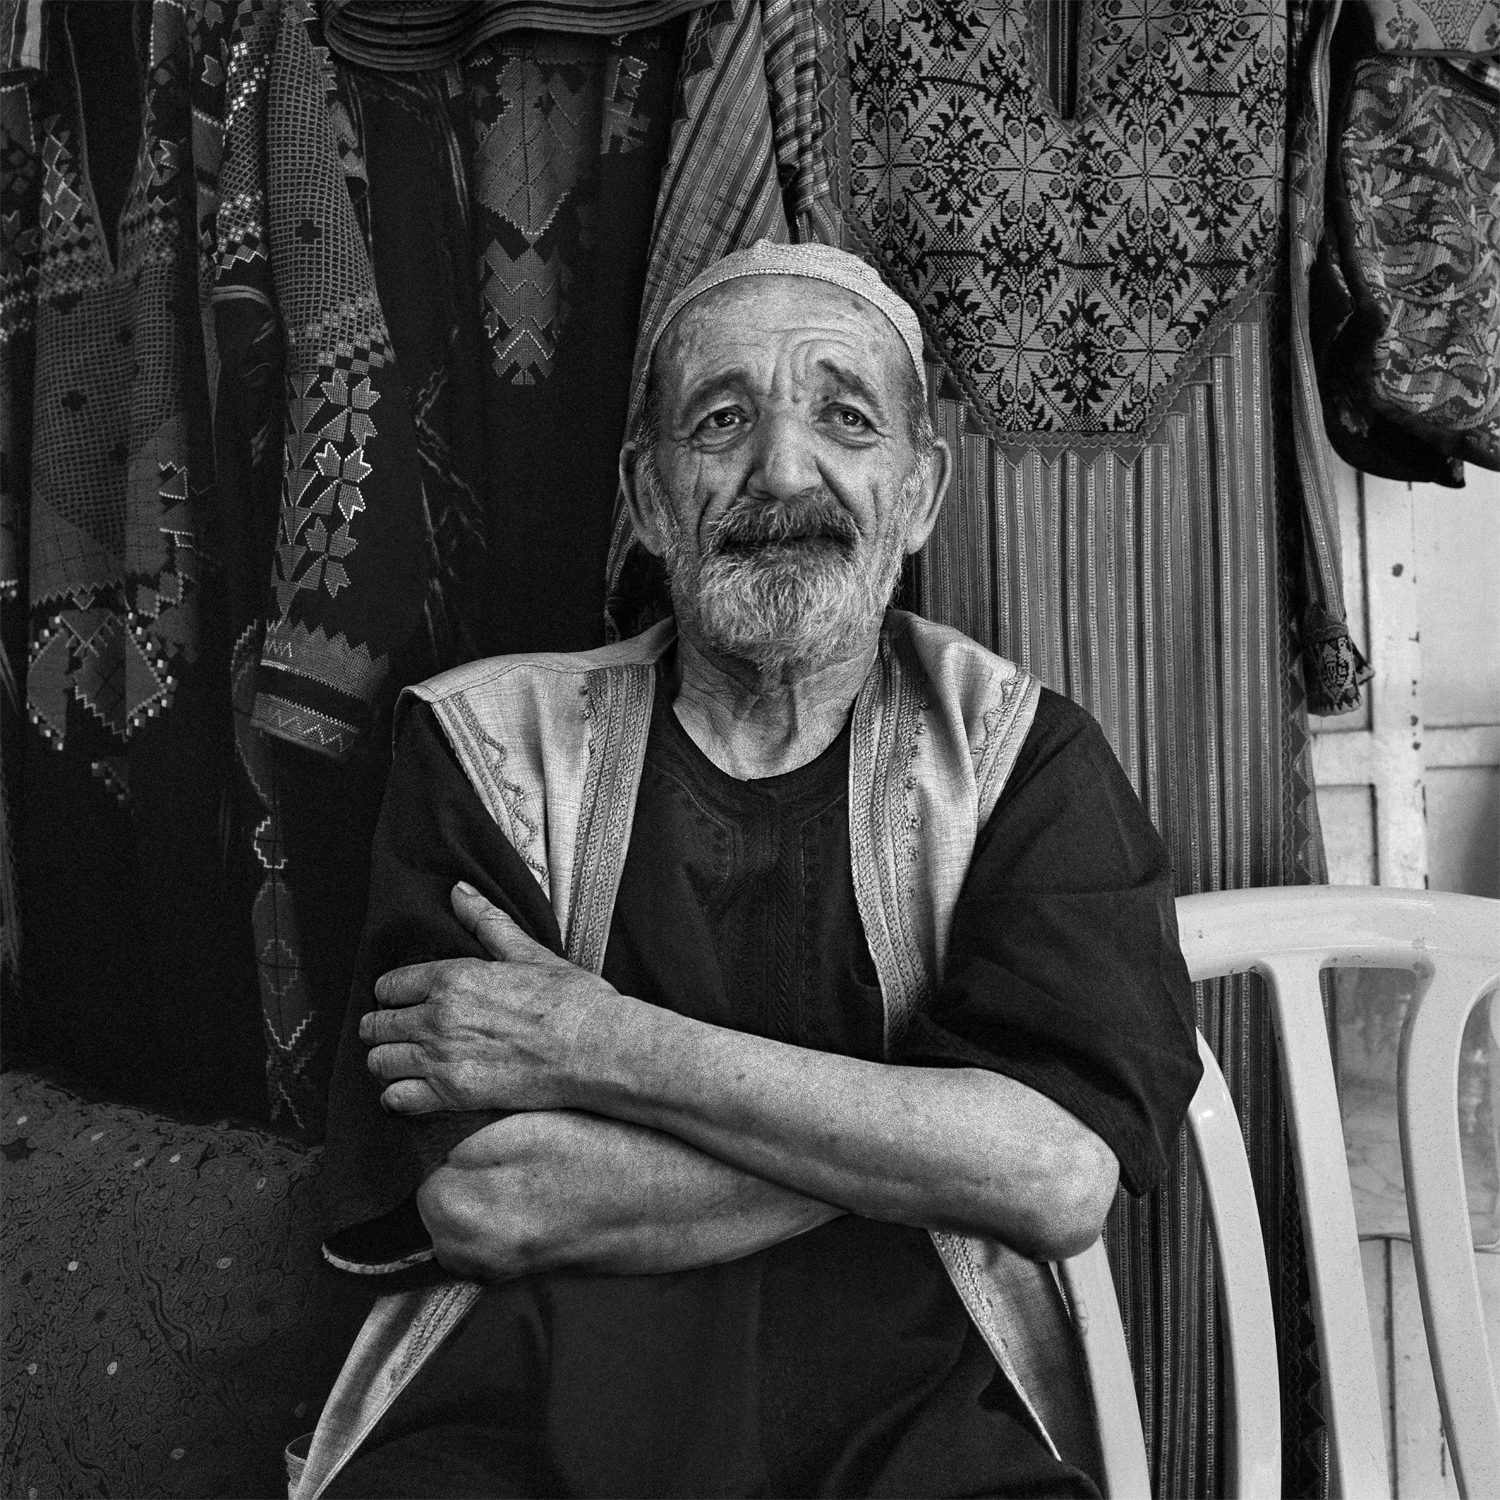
[368,884,1119,1282]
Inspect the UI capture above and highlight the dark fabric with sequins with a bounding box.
[3,1,265,1119]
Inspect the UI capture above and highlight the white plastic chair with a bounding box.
[1060,886,1500,1500]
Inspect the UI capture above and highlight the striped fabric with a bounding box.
[917,301,1326,1496]
[922,317,1296,890]
[607,0,835,603]
[627,0,823,404]
[1036,0,1085,119]
[1286,0,1373,715]
[321,0,706,68]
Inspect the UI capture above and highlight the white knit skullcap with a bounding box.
[644,240,926,395]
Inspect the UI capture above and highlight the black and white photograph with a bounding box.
[0,1,1496,1496]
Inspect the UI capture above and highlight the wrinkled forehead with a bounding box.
[654,275,912,399]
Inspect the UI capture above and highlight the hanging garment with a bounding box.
[4,0,689,1132]
[187,0,686,1130]
[2,0,407,1131]
[1313,45,1500,482]
[335,19,688,662]
[1,0,265,1118]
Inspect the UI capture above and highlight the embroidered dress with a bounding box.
[336,20,688,661]
[1,0,263,1117]
[5,0,689,1131]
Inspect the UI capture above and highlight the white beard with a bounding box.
[640,461,921,676]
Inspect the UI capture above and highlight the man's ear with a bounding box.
[619,441,667,559]
[902,436,952,556]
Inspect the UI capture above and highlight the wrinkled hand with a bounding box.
[415,1117,551,1278]
[362,883,621,1115]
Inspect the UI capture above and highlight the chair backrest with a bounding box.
[1060,886,1500,1500]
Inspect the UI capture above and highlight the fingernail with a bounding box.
[455,880,477,896]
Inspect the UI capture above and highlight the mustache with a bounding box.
[707,494,861,553]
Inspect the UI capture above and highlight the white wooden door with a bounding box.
[1312,460,1500,1498]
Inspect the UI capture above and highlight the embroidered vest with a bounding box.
[292,610,1102,1499]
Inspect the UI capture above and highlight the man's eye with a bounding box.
[701,408,744,433]
[830,407,871,431]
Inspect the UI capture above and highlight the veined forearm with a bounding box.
[416,1110,843,1282]
[574,998,1118,1260]
[369,889,1117,1262]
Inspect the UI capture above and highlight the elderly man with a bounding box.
[305,242,1202,1500]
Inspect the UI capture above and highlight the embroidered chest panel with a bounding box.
[835,0,1286,441]
[465,32,665,386]
[22,0,213,768]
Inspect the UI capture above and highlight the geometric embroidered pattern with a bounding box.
[232,628,323,1131]
[1366,0,1500,52]
[25,29,205,758]
[472,53,590,244]
[466,36,651,384]
[471,46,591,384]
[839,0,1285,439]
[480,240,565,386]
[273,341,385,613]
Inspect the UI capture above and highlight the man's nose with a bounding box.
[744,407,822,502]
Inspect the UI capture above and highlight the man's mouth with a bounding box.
[711,499,859,555]
[719,528,849,555]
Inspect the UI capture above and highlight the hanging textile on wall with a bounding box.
[3,0,688,1133]
[1,0,265,1119]
[826,5,1329,1494]
[333,17,688,664]
[194,0,686,1131]
[1313,42,1500,483]
[322,0,698,64]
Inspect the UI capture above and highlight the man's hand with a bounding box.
[370,884,1119,1260]
[362,883,620,1115]
[416,1111,843,1281]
